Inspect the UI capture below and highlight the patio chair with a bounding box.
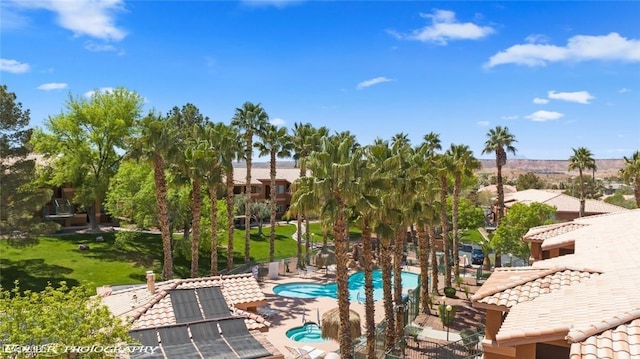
[257,305,279,319]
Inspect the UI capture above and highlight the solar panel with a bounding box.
[171,289,204,323]
[196,286,230,319]
[219,319,271,359]
[190,322,238,359]
[128,329,163,359]
[157,326,201,359]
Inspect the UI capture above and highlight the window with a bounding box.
[276,185,286,194]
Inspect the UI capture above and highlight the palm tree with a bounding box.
[447,144,480,278]
[360,138,393,357]
[127,112,175,280]
[256,124,293,262]
[421,133,442,294]
[620,151,640,208]
[302,132,362,358]
[482,126,517,267]
[231,102,270,264]
[292,123,329,267]
[201,122,225,275]
[568,147,597,217]
[436,152,455,287]
[217,124,243,271]
[184,125,208,278]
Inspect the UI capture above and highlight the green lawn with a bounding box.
[461,228,484,244]
[0,223,300,292]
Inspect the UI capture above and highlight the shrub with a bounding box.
[444,286,457,298]
[482,272,492,279]
[462,286,471,300]
[437,304,457,327]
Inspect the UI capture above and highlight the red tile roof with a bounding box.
[473,209,640,357]
[100,273,269,331]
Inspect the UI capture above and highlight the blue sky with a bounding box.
[1,0,639,160]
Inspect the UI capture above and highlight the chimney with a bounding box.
[146,271,155,294]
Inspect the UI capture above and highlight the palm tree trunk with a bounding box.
[579,169,586,217]
[417,225,430,314]
[209,184,218,276]
[191,178,202,277]
[452,176,461,279]
[226,171,235,271]
[495,161,504,268]
[361,220,376,359]
[269,152,277,262]
[428,224,438,295]
[440,174,451,287]
[635,176,640,208]
[333,199,353,359]
[380,240,395,352]
[153,153,173,280]
[305,217,311,265]
[296,164,305,268]
[393,230,405,341]
[245,137,252,264]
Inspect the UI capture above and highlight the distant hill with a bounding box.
[478,159,625,178]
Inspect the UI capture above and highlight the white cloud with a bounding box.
[37,82,68,91]
[270,118,286,126]
[486,32,640,67]
[525,110,564,122]
[477,121,490,126]
[13,0,127,41]
[389,9,494,45]
[84,87,114,98]
[619,87,631,93]
[0,58,30,73]
[533,97,549,104]
[548,90,594,104]
[356,77,393,90]
[500,115,519,120]
[525,34,549,44]
[84,42,117,52]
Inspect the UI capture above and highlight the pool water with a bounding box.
[273,270,419,302]
[285,322,327,343]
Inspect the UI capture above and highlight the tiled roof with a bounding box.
[100,273,269,331]
[473,266,600,308]
[504,189,628,214]
[523,222,588,243]
[231,167,308,185]
[569,319,640,358]
[473,209,640,355]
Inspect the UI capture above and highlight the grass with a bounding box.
[461,228,484,244]
[0,223,301,292]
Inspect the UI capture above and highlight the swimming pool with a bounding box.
[285,322,327,343]
[273,270,419,302]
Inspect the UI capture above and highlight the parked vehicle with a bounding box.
[472,248,485,265]
[461,244,473,253]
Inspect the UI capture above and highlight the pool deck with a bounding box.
[259,266,422,357]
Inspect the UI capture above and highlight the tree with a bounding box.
[300,132,362,357]
[256,124,293,262]
[217,124,243,271]
[0,85,56,239]
[436,152,454,287]
[447,144,480,279]
[516,172,546,191]
[603,192,637,209]
[31,87,144,230]
[0,281,131,357]
[491,202,556,261]
[231,102,270,265]
[126,112,175,280]
[201,122,226,275]
[292,123,329,267]
[165,104,209,277]
[568,147,597,217]
[482,125,517,267]
[419,132,442,295]
[620,151,640,208]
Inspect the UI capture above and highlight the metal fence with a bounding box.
[385,331,483,359]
